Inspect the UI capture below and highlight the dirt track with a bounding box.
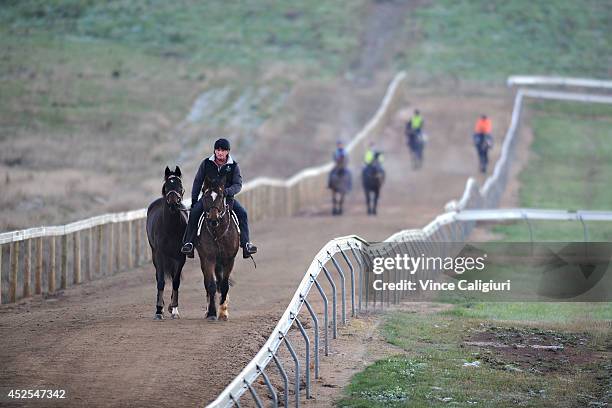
[0,90,513,407]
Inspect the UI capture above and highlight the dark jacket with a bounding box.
[191,154,242,203]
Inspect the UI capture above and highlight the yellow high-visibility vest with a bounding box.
[411,115,423,129]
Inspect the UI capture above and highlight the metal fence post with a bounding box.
[282,334,300,408]
[294,315,311,399]
[244,379,264,408]
[257,365,278,408]
[348,243,363,313]
[328,251,346,324]
[302,297,319,379]
[228,394,242,408]
[320,263,337,339]
[271,350,289,407]
[312,277,329,356]
[338,246,356,317]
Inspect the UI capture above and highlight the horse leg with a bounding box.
[217,259,234,321]
[372,189,379,215]
[364,190,370,214]
[169,259,184,319]
[201,258,217,320]
[154,254,165,320]
[332,192,337,215]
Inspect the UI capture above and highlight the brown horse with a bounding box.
[329,157,352,215]
[195,175,239,320]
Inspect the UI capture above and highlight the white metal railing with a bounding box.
[507,75,612,89]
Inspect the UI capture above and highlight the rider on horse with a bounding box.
[328,140,350,189]
[473,114,493,172]
[406,109,424,147]
[364,141,384,166]
[181,138,258,259]
[473,114,492,144]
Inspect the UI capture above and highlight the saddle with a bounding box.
[197,210,240,238]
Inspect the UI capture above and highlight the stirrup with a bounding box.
[243,243,257,256]
[181,243,194,254]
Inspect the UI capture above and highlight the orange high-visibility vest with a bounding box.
[474,118,492,134]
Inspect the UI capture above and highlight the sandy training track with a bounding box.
[0,91,513,407]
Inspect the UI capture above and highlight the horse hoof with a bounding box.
[219,314,228,321]
[171,308,180,319]
[154,313,164,321]
[206,315,217,321]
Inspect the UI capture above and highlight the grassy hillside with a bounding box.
[0,0,372,229]
[402,0,612,81]
[0,0,366,139]
[0,1,365,74]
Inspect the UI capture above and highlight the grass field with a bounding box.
[492,101,612,241]
[338,311,610,407]
[402,0,612,81]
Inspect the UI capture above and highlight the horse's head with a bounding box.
[202,175,227,228]
[162,166,184,211]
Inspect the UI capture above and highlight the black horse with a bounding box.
[473,133,493,173]
[146,166,187,320]
[407,129,425,169]
[362,154,385,215]
[196,175,240,321]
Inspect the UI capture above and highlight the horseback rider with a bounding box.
[364,141,384,166]
[473,114,493,150]
[181,138,258,259]
[333,140,347,165]
[406,109,424,147]
[473,114,493,172]
[328,140,349,189]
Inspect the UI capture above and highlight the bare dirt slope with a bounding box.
[0,90,513,407]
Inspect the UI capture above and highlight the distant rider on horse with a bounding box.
[364,141,384,167]
[328,140,350,189]
[181,138,258,259]
[473,114,493,173]
[406,109,424,148]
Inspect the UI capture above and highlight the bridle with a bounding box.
[202,188,231,241]
[164,175,185,207]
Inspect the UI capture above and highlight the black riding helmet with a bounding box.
[214,138,230,151]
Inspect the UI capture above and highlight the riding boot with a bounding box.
[233,200,257,258]
[181,200,203,257]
